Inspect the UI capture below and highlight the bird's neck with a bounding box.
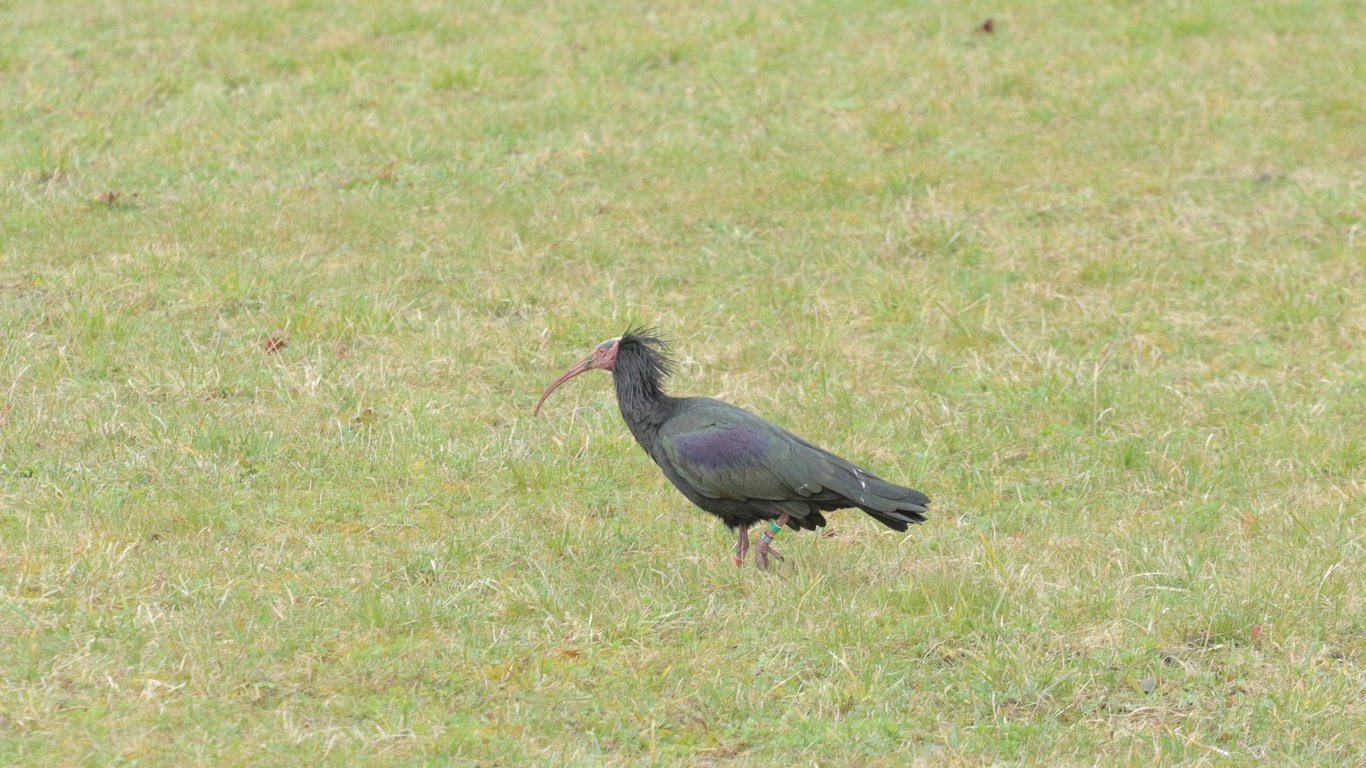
[613,370,673,443]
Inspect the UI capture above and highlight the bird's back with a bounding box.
[641,396,929,531]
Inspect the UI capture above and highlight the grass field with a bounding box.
[2,0,1364,764]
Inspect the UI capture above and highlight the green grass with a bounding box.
[2,0,1364,764]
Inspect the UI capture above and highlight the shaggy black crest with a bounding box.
[615,326,674,394]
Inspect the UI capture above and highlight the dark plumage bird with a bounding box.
[534,329,930,568]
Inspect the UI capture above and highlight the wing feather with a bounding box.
[661,412,837,505]
[655,398,929,531]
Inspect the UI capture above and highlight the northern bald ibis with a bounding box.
[534,329,930,568]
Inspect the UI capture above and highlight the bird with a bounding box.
[533,328,930,568]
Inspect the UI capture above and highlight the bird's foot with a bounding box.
[754,537,784,570]
[734,526,750,567]
[753,515,789,570]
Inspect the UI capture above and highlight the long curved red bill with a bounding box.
[533,357,593,416]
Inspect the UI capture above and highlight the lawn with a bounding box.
[2,0,1363,764]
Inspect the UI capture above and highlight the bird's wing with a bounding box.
[657,400,929,527]
[658,409,840,504]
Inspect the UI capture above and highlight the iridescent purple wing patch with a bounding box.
[671,424,771,470]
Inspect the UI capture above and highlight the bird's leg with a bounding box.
[734,526,751,566]
[754,514,789,570]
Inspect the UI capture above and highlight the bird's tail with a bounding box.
[861,501,928,532]
[834,463,930,532]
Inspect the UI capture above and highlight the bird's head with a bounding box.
[533,328,673,416]
[533,337,620,416]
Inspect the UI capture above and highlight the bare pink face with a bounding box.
[533,337,620,415]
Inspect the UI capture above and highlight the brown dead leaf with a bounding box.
[94,190,140,208]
